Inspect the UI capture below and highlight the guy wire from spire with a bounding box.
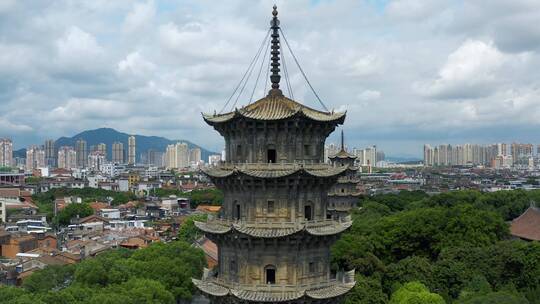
[249,35,271,104]
[231,28,271,111]
[341,129,345,151]
[263,52,271,95]
[279,27,330,112]
[281,37,294,100]
[219,28,270,114]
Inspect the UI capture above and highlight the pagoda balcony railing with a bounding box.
[207,269,355,292]
[207,215,352,229]
[336,176,360,183]
[208,162,334,170]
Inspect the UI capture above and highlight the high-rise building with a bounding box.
[88,151,106,171]
[363,145,377,166]
[44,139,56,167]
[0,138,13,167]
[75,139,88,168]
[128,135,136,165]
[511,143,533,165]
[147,149,164,167]
[189,147,202,164]
[165,142,189,169]
[96,143,107,159]
[424,144,434,166]
[57,146,77,170]
[208,154,222,166]
[497,143,507,156]
[192,7,355,302]
[425,143,508,167]
[112,142,124,164]
[26,145,45,170]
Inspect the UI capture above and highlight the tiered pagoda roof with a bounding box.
[195,215,353,238]
[203,93,345,125]
[329,130,357,160]
[192,269,355,302]
[202,163,349,179]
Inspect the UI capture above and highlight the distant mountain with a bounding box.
[385,156,422,163]
[55,128,217,162]
[13,148,26,159]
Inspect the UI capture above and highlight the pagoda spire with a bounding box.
[269,5,282,95]
[341,129,345,151]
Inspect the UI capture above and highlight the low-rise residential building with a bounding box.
[0,234,38,259]
[99,209,121,219]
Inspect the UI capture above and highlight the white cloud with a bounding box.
[118,52,156,76]
[2,1,540,156]
[123,1,155,33]
[415,40,507,99]
[49,98,130,121]
[386,0,446,20]
[56,26,103,60]
[358,90,381,101]
[0,117,33,132]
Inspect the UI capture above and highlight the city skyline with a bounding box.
[6,126,540,160]
[1,1,540,156]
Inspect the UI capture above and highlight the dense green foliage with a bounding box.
[25,176,42,184]
[55,203,94,226]
[178,214,208,243]
[0,241,205,303]
[335,190,540,304]
[389,282,445,304]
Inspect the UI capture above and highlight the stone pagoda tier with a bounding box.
[193,6,355,304]
[327,131,361,220]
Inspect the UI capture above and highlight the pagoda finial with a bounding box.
[269,5,282,96]
[341,129,345,151]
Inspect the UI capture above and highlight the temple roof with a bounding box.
[192,269,356,302]
[329,149,357,159]
[329,130,357,160]
[231,289,304,302]
[510,206,540,241]
[195,217,352,238]
[192,279,230,297]
[203,93,345,125]
[202,164,348,179]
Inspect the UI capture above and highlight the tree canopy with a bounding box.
[0,241,205,304]
[336,190,540,304]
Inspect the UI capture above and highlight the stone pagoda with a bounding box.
[327,131,361,220]
[193,6,355,304]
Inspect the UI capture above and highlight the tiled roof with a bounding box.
[203,94,345,124]
[193,270,356,302]
[90,202,110,211]
[329,149,357,159]
[510,207,540,241]
[234,225,301,238]
[195,217,352,238]
[231,289,304,302]
[0,188,20,197]
[306,220,352,236]
[195,221,231,234]
[202,164,348,180]
[195,205,222,213]
[192,279,229,297]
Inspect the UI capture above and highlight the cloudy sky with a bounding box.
[1,0,540,157]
